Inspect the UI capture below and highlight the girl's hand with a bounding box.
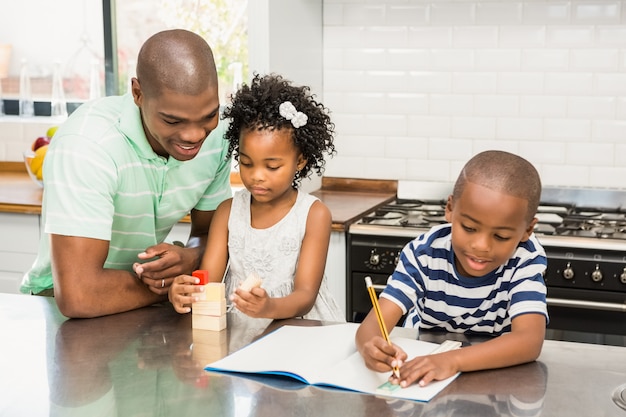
[168,274,204,314]
[230,287,270,318]
[393,352,458,388]
[360,335,406,376]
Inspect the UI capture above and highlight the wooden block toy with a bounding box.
[192,329,228,363]
[240,271,262,291]
[192,313,227,331]
[194,282,226,302]
[192,299,227,316]
[192,270,209,285]
[192,328,228,346]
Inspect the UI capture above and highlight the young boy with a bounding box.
[356,150,548,388]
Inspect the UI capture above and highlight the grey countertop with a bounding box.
[2,293,625,416]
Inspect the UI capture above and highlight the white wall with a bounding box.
[322,0,626,190]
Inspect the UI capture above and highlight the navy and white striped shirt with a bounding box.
[381,224,548,336]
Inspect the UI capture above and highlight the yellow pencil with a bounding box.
[364,276,400,379]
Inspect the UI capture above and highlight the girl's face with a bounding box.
[444,182,537,278]
[238,127,306,203]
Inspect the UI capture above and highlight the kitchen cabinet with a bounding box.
[0,212,39,294]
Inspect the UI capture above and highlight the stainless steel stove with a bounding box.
[347,187,626,346]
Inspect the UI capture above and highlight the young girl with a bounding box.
[169,73,344,322]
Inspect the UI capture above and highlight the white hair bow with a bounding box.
[279,101,308,128]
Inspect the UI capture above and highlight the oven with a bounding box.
[346,189,626,347]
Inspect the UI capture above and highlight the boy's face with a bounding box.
[445,182,537,278]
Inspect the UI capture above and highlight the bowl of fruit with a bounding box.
[23,126,57,187]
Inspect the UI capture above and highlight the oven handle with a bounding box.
[370,284,387,292]
[547,297,626,313]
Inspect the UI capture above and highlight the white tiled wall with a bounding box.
[322,0,626,190]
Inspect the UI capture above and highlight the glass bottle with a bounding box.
[51,61,67,118]
[89,58,101,100]
[0,77,4,116]
[19,59,34,117]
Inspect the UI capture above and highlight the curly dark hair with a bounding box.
[222,73,336,188]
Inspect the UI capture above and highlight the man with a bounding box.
[21,29,232,318]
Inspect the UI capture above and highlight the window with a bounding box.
[0,0,248,116]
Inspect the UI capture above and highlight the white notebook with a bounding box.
[204,322,460,402]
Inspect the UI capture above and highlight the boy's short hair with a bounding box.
[452,150,542,223]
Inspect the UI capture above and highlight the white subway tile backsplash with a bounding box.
[520,96,568,117]
[386,5,429,26]
[474,49,521,70]
[545,73,594,95]
[407,115,451,137]
[522,49,570,70]
[475,2,523,25]
[336,135,386,157]
[407,71,452,93]
[453,72,498,94]
[430,94,475,116]
[472,140,519,155]
[452,27,498,48]
[615,144,626,166]
[573,2,621,24]
[430,49,474,70]
[522,2,571,25]
[544,118,592,141]
[518,141,566,165]
[340,92,386,113]
[342,4,385,26]
[568,96,617,118]
[596,73,626,94]
[496,117,544,140]
[566,142,614,165]
[386,136,429,159]
[592,119,626,142]
[406,158,451,182]
[546,26,595,46]
[342,49,387,70]
[363,26,409,47]
[596,27,626,44]
[362,157,407,179]
[407,27,452,48]
[428,138,473,160]
[570,49,620,70]
[452,117,497,139]
[541,165,591,187]
[473,95,519,117]
[499,26,546,47]
[497,72,544,94]
[385,93,429,114]
[589,167,626,188]
[430,2,476,26]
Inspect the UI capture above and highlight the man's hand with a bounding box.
[133,243,202,294]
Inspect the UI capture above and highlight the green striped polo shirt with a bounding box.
[21,94,232,294]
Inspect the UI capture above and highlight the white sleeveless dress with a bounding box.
[225,189,345,322]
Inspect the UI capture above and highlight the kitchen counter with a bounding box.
[0,163,396,230]
[2,293,625,416]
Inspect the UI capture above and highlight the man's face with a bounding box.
[445,182,536,278]
[132,80,220,161]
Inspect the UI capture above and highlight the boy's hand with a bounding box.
[168,274,204,314]
[394,352,458,387]
[360,335,407,375]
[230,287,270,317]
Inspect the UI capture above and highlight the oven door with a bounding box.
[350,272,388,323]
